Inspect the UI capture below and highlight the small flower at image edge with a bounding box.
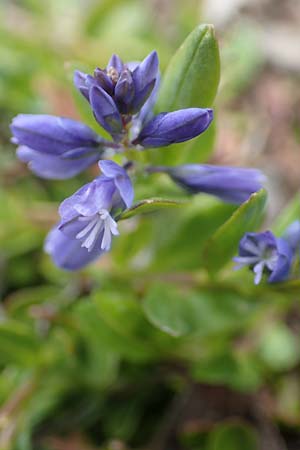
[233,231,293,285]
[283,220,300,254]
[45,160,133,270]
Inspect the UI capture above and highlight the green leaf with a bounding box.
[117,198,185,220]
[157,24,220,111]
[259,324,300,371]
[204,189,267,273]
[143,283,257,338]
[153,24,220,165]
[192,351,262,391]
[74,300,156,362]
[93,290,153,339]
[143,283,194,337]
[208,422,259,450]
[220,25,263,103]
[83,0,123,35]
[0,320,41,366]
[150,196,235,271]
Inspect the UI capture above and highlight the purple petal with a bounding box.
[74,70,90,100]
[99,160,134,208]
[283,220,300,252]
[94,68,114,94]
[131,50,159,113]
[137,71,161,124]
[107,54,124,73]
[130,80,156,115]
[135,108,213,148]
[132,51,158,91]
[234,231,293,285]
[11,114,100,154]
[161,164,265,204]
[17,146,100,180]
[268,237,293,283]
[98,159,127,178]
[89,86,123,135]
[239,231,276,257]
[59,177,115,220]
[45,225,104,271]
[59,215,90,239]
[114,69,135,113]
[114,174,134,208]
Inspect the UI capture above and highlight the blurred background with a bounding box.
[0,0,300,449]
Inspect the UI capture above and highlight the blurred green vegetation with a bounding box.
[0,1,300,449]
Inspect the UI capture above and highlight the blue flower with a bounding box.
[45,160,133,270]
[10,115,117,179]
[73,51,213,146]
[233,231,293,284]
[150,164,265,204]
[133,109,213,148]
[10,50,216,271]
[74,51,159,117]
[11,51,214,180]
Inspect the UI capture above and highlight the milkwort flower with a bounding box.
[233,231,293,285]
[11,51,213,180]
[10,50,214,270]
[75,52,159,120]
[149,164,265,204]
[45,160,133,270]
[10,115,117,179]
[73,51,213,148]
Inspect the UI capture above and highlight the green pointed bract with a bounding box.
[152,24,220,166]
[157,24,220,112]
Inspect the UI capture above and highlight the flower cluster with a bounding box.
[234,220,300,285]
[11,51,265,270]
[45,160,133,270]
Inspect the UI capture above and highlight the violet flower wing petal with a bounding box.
[268,237,293,283]
[130,71,161,141]
[74,70,91,100]
[132,51,158,92]
[135,108,213,148]
[114,69,135,113]
[45,225,104,271]
[99,160,134,208]
[130,51,159,114]
[114,175,134,208]
[17,146,100,180]
[98,159,128,178]
[137,71,161,124]
[130,80,156,115]
[89,86,123,136]
[59,178,115,220]
[107,54,124,73]
[11,114,101,154]
[94,68,114,94]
